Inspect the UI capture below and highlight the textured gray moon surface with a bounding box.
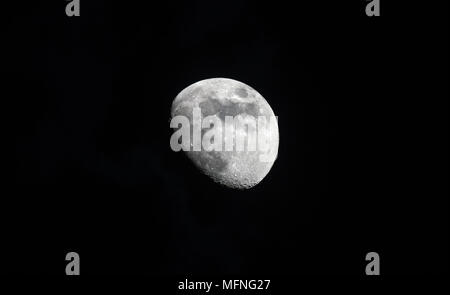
[171,78,279,189]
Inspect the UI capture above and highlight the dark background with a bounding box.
[1,0,448,277]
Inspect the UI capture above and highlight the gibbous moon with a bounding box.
[171,78,279,189]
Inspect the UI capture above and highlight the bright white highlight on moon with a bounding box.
[170,78,279,189]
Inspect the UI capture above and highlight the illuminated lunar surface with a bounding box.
[171,78,279,189]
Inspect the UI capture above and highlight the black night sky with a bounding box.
[1,0,448,279]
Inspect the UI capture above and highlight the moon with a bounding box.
[171,78,279,189]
